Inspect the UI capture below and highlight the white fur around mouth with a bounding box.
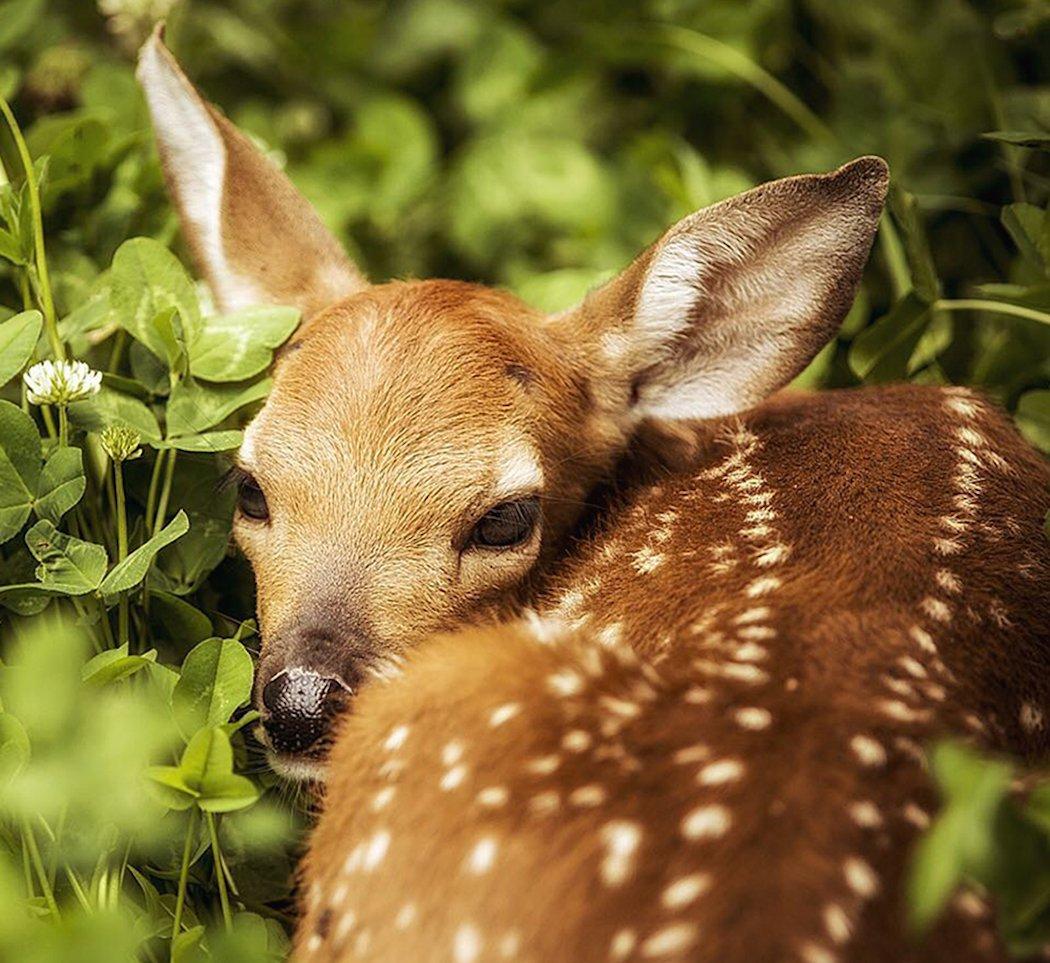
[268,751,328,784]
[254,722,329,783]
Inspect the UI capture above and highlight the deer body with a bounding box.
[297,385,1048,963]
[134,30,1050,962]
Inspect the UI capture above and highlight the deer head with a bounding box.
[137,28,888,780]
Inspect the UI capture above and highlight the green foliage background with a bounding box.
[0,0,1047,960]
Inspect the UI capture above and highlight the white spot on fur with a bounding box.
[697,758,745,786]
[746,575,782,597]
[735,606,771,625]
[526,754,561,776]
[363,830,390,871]
[466,837,498,875]
[640,923,699,957]
[843,856,879,897]
[921,596,951,623]
[600,821,642,887]
[734,706,772,730]
[661,873,711,909]
[848,800,883,829]
[597,622,624,647]
[489,703,521,728]
[823,903,852,944]
[850,735,887,767]
[477,786,509,808]
[441,765,468,791]
[799,941,838,963]
[673,744,710,765]
[454,923,482,963]
[610,929,637,960]
[903,802,931,829]
[395,903,417,929]
[563,729,593,752]
[371,786,396,812]
[681,804,732,840]
[442,741,465,766]
[909,625,937,654]
[632,545,665,575]
[547,669,584,697]
[1020,702,1045,733]
[570,784,608,807]
[384,725,409,752]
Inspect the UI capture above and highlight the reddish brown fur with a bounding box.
[300,386,1049,962]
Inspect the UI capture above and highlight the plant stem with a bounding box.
[145,450,166,537]
[204,812,233,932]
[656,24,835,144]
[57,405,68,448]
[934,298,1050,327]
[114,460,130,647]
[153,450,177,536]
[0,94,63,359]
[171,807,198,942]
[23,818,60,918]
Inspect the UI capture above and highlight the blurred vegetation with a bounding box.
[0,0,1047,960]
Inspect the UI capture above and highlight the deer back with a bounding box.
[296,384,1048,963]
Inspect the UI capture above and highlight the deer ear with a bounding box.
[136,27,366,318]
[563,157,889,421]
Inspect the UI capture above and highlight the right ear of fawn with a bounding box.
[138,28,1050,963]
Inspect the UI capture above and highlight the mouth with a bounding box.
[254,723,330,784]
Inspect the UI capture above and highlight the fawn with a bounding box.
[138,29,1049,963]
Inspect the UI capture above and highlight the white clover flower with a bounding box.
[23,360,103,406]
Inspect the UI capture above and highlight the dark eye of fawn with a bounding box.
[236,473,269,521]
[471,498,539,549]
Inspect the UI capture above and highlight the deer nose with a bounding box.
[261,668,350,755]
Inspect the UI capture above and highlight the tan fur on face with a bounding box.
[239,280,615,690]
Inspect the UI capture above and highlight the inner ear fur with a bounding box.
[136,26,366,318]
[563,156,890,422]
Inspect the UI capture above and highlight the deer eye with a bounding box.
[236,472,269,521]
[470,498,539,550]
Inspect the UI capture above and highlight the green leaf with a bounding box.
[981,131,1050,151]
[848,292,932,383]
[34,446,85,524]
[175,727,259,813]
[82,643,157,687]
[0,309,41,386]
[1015,390,1050,454]
[190,305,299,382]
[173,637,255,736]
[69,386,161,442]
[110,238,201,365]
[166,377,271,437]
[100,510,189,596]
[152,431,244,453]
[24,519,107,595]
[148,591,213,647]
[0,0,44,52]
[888,186,940,302]
[907,742,1012,933]
[1001,203,1050,275]
[0,400,41,543]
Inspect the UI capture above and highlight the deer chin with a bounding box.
[254,724,330,784]
[270,754,328,785]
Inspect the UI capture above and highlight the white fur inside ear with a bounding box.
[634,229,710,350]
[137,41,264,311]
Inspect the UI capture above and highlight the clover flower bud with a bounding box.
[100,425,142,463]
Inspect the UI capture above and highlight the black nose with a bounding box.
[261,669,348,754]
